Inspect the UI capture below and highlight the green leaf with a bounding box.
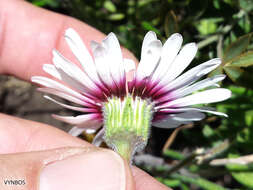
[223,33,252,62]
[138,0,157,7]
[245,110,253,127]
[171,174,227,190]
[213,0,220,9]
[226,51,253,67]
[228,163,253,171]
[238,15,251,33]
[239,0,253,12]
[157,178,181,187]
[224,66,253,88]
[163,149,185,160]
[141,21,161,35]
[107,13,125,21]
[180,183,190,190]
[196,18,221,35]
[223,0,236,6]
[31,0,59,7]
[208,65,224,78]
[104,0,117,13]
[227,154,253,188]
[224,66,244,82]
[203,125,215,138]
[237,127,251,144]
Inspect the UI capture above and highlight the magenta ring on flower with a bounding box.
[32,28,231,162]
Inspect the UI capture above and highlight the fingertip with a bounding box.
[40,148,135,190]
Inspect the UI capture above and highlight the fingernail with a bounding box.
[39,149,127,190]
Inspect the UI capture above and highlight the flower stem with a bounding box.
[114,140,133,163]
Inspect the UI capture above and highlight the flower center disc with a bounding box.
[103,95,153,162]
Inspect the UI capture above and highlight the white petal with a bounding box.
[137,40,162,79]
[90,40,100,52]
[160,107,228,117]
[124,58,136,82]
[123,58,136,73]
[171,75,226,99]
[102,33,122,61]
[31,76,96,105]
[38,88,87,106]
[153,119,191,128]
[160,58,222,92]
[55,68,89,94]
[171,112,205,121]
[93,45,115,86]
[43,64,61,79]
[52,113,100,125]
[159,42,198,85]
[92,128,105,146]
[91,36,125,87]
[102,33,125,84]
[68,127,86,136]
[153,112,205,128]
[86,129,97,134]
[32,76,81,98]
[159,88,231,108]
[44,95,98,112]
[141,31,157,58]
[64,28,100,83]
[52,50,99,93]
[197,59,222,77]
[150,33,183,83]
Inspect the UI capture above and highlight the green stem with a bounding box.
[166,152,198,175]
[114,140,133,163]
[197,35,219,50]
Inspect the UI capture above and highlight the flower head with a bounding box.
[32,28,231,162]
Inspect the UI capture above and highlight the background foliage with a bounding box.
[27,0,253,189]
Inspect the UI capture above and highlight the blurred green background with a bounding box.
[27,0,253,189]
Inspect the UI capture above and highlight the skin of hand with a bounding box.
[0,0,171,190]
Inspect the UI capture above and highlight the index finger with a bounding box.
[0,0,136,81]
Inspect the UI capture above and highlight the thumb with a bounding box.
[0,147,135,190]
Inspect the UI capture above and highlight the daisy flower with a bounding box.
[32,28,231,162]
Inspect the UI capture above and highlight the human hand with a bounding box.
[0,0,170,190]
